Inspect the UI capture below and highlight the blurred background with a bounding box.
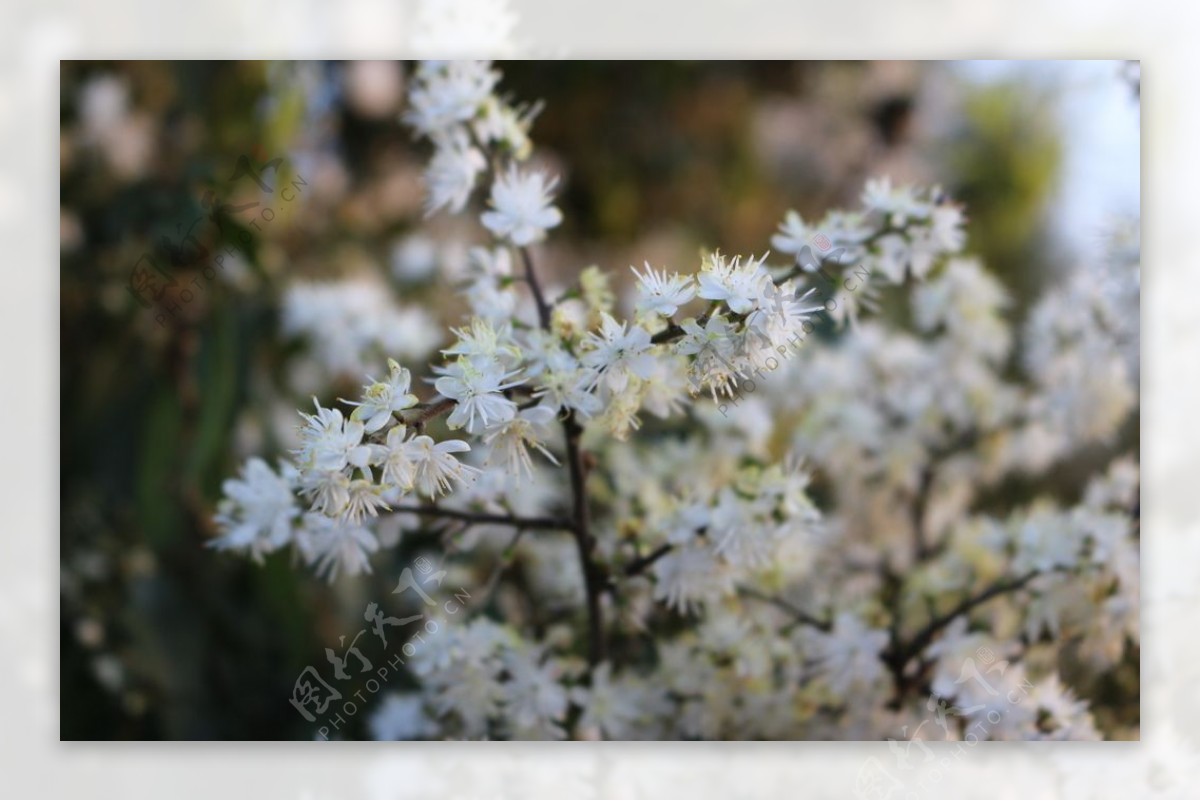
[59,60,1139,740]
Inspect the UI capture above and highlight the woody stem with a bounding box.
[389,504,572,531]
[518,243,606,667]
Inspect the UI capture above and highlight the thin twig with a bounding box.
[390,503,572,531]
[649,307,716,345]
[401,397,457,426]
[519,245,552,329]
[622,543,673,578]
[911,464,935,562]
[516,242,606,666]
[882,568,1063,687]
[563,407,606,665]
[737,585,833,632]
[474,527,529,611]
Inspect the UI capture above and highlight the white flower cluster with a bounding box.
[641,461,821,614]
[405,60,544,221]
[213,358,485,580]
[406,619,576,739]
[213,60,1139,742]
[1018,234,1139,461]
[281,276,441,379]
[772,177,966,285]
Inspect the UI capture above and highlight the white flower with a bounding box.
[598,383,643,440]
[295,512,380,582]
[370,693,437,741]
[744,280,821,350]
[211,458,298,559]
[533,357,603,418]
[929,203,966,253]
[468,244,514,279]
[581,265,616,318]
[296,399,368,473]
[411,619,509,738]
[811,613,889,695]
[482,405,560,479]
[870,232,914,284]
[862,176,929,225]
[708,489,775,568]
[581,313,656,393]
[571,663,648,740]
[516,328,564,377]
[1084,457,1140,512]
[79,74,129,145]
[675,314,743,400]
[675,313,735,357]
[473,94,536,157]
[380,425,417,491]
[424,130,487,215]
[651,544,732,614]
[434,357,523,434]
[1031,675,1099,740]
[215,59,1141,743]
[404,60,499,138]
[298,469,351,517]
[464,277,518,324]
[480,165,563,245]
[345,359,419,433]
[638,354,691,419]
[653,498,711,545]
[460,248,519,323]
[911,258,1010,361]
[1011,508,1085,574]
[550,297,590,338]
[403,435,479,497]
[281,277,441,378]
[770,210,814,257]
[501,648,570,739]
[342,479,391,524]
[822,209,874,250]
[390,234,439,281]
[696,253,771,314]
[443,317,522,367]
[630,262,695,317]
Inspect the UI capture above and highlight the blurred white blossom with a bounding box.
[211,60,1140,744]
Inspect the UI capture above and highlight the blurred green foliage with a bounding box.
[944,81,1064,307]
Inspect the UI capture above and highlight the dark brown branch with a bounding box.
[737,586,832,632]
[473,527,529,611]
[401,397,456,426]
[518,243,606,667]
[622,543,673,578]
[902,571,1043,659]
[519,246,552,330]
[563,408,606,665]
[390,504,572,531]
[649,307,716,345]
[911,464,935,562]
[650,322,685,345]
[882,568,1061,692]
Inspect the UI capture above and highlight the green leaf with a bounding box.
[137,389,183,549]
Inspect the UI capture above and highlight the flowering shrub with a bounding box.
[212,61,1139,741]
